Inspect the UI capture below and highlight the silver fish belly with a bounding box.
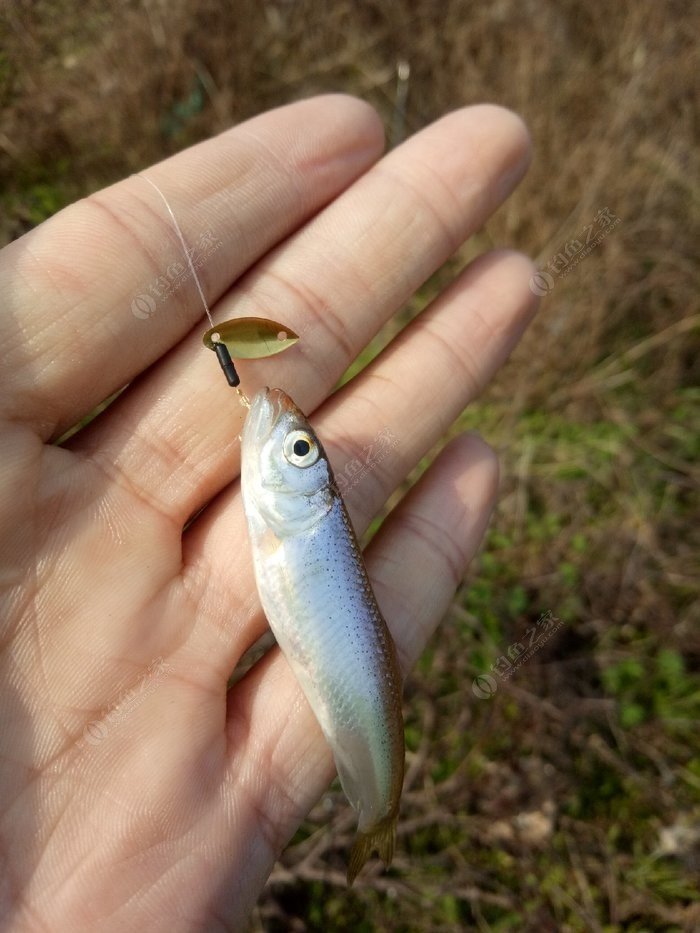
[241,387,404,883]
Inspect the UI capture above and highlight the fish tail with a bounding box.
[347,813,397,886]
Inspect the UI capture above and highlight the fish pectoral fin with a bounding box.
[347,812,397,886]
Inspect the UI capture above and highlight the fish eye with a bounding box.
[283,430,320,468]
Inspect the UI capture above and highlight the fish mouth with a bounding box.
[266,387,300,416]
[244,387,303,445]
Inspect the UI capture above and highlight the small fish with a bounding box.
[241,387,404,883]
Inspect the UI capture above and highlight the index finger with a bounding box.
[0,95,384,439]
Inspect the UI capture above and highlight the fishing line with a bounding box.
[139,174,215,329]
[137,173,249,405]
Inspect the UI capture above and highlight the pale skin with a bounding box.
[0,96,536,929]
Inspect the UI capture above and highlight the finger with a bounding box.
[0,95,384,438]
[324,249,536,522]
[223,434,498,915]
[182,248,536,670]
[71,105,531,522]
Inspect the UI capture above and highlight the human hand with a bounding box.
[0,96,535,929]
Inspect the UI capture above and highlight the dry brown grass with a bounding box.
[2,0,699,929]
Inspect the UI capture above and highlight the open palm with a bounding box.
[0,96,535,929]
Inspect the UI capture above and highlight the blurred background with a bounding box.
[2,0,699,929]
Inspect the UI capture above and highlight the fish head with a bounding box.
[241,387,335,536]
